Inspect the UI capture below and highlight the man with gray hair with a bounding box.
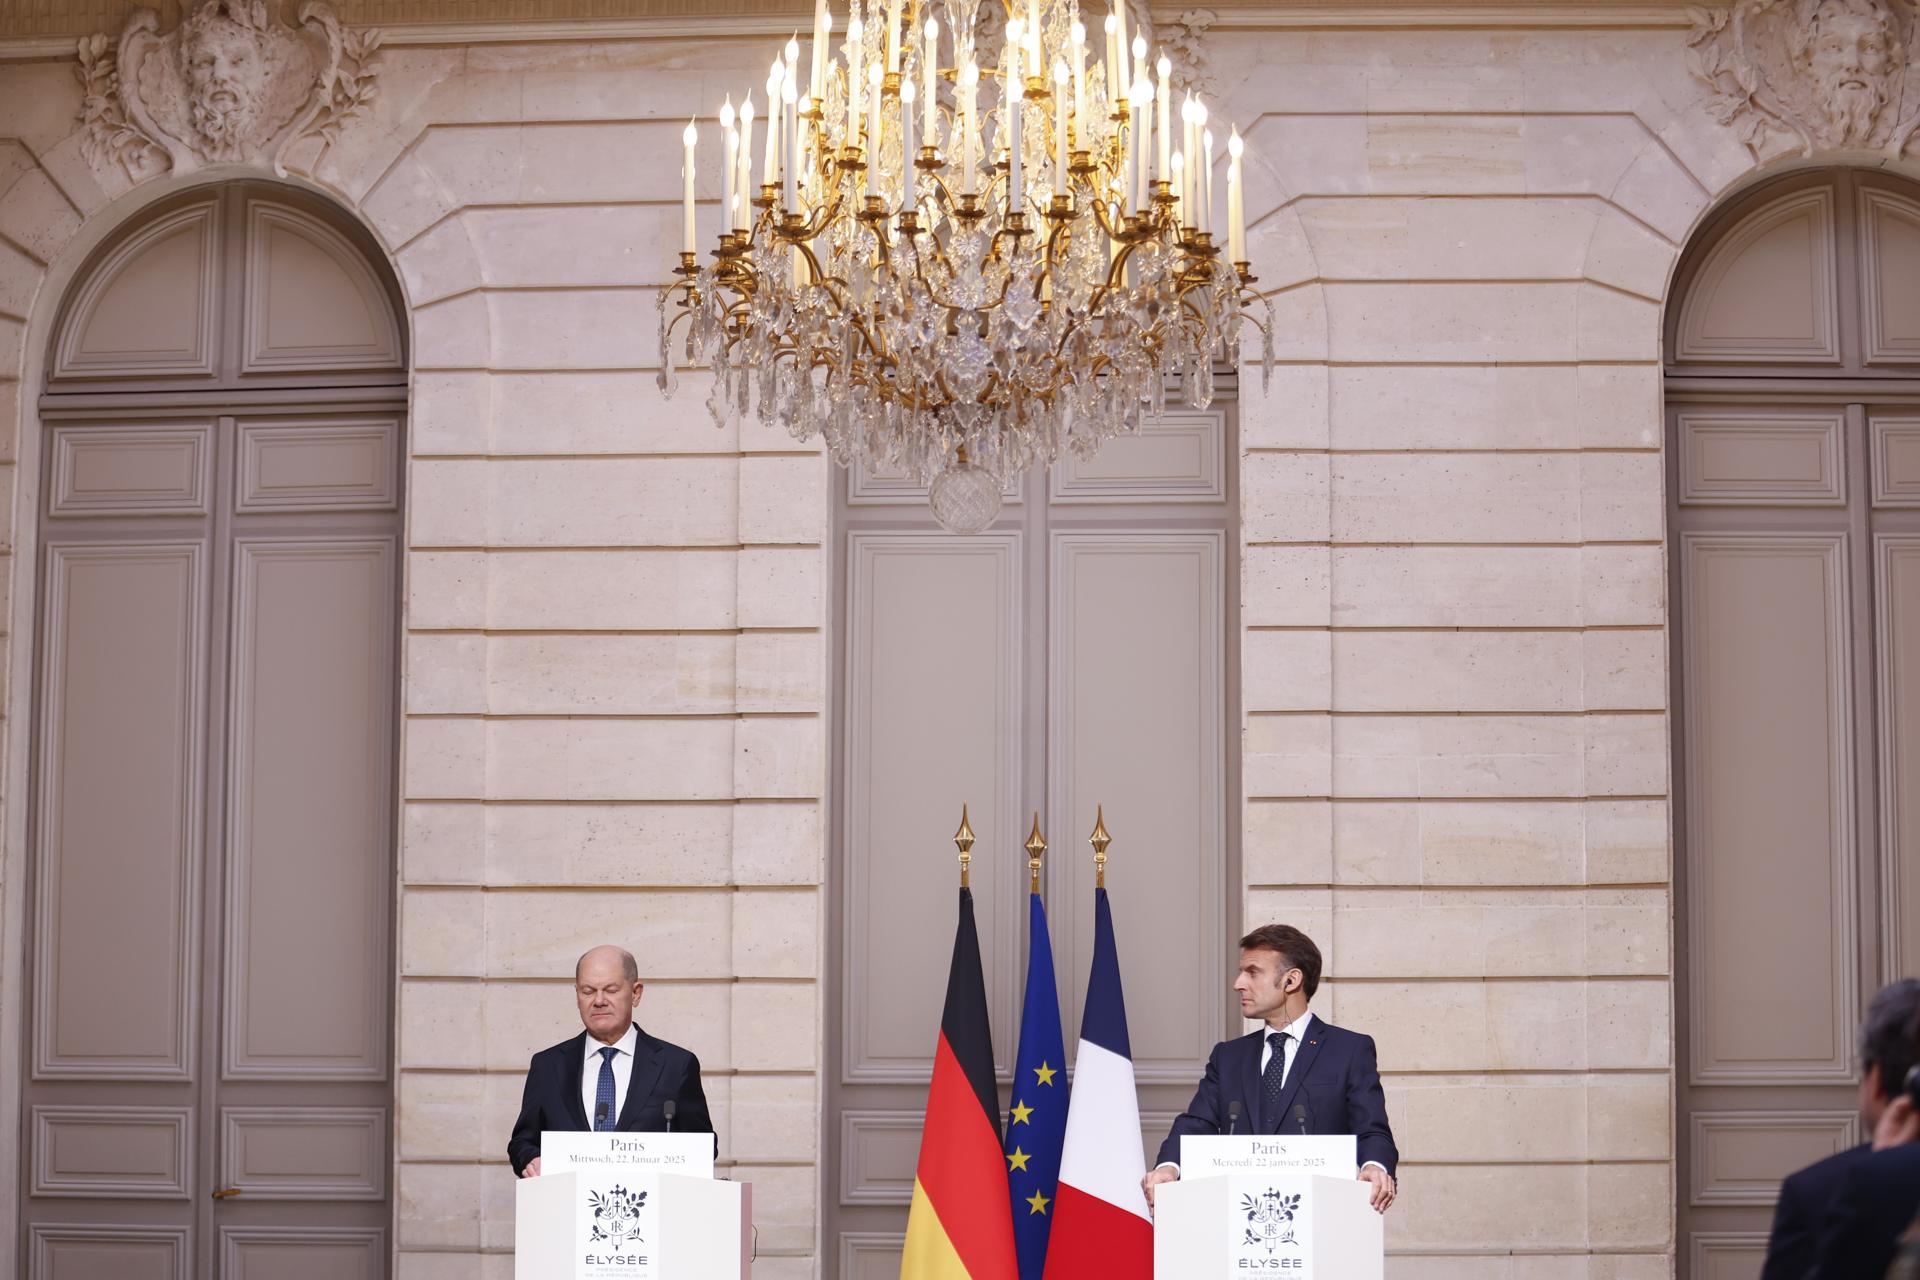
[508,944,715,1176]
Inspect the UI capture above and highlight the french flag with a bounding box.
[1041,885,1151,1278]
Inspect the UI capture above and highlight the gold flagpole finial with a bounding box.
[954,804,977,888]
[1089,805,1112,889]
[1025,813,1047,895]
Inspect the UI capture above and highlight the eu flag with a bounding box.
[1006,888,1070,1279]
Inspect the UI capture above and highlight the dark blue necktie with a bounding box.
[1262,1031,1290,1132]
[594,1045,618,1131]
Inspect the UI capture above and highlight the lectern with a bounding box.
[1154,1172,1383,1278]
[515,1168,749,1279]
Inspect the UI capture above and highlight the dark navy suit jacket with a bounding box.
[1810,1141,1920,1280]
[507,1027,715,1175]
[1157,1013,1398,1174]
[1762,1143,1869,1280]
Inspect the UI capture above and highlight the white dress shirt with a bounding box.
[580,1023,639,1128]
[1259,1008,1316,1085]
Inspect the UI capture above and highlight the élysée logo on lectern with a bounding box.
[587,1185,649,1251]
[577,1179,657,1275]
[1233,1185,1311,1273]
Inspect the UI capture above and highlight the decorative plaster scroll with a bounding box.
[1163,8,1220,98]
[76,0,380,179]
[1688,0,1920,157]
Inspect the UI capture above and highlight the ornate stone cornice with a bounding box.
[74,0,380,178]
[0,1,1693,51]
[1688,0,1920,157]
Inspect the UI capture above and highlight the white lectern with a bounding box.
[515,1169,749,1280]
[1154,1173,1383,1279]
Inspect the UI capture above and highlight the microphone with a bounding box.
[1287,1101,1309,1136]
[594,1101,609,1129]
[1227,1101,1241,1135]
[662,1099,677,1131]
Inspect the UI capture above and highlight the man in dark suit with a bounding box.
[1764,978,1920,1278]
[1143,924,1398,1213]
[508,944,715,1177]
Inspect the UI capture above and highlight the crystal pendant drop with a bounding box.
[927,455,1003,535]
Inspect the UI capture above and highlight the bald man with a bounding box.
[508,945,715,1176]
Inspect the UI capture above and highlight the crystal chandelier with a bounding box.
[658,0,1275,532]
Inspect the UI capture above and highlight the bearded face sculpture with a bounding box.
[1690,0,1920,157]
[1801,0,1901,146]
[181,15,266,159]
[77,0,381,178]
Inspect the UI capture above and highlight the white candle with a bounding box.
[1198,99,1212,224]
[764,62,783,191]
[901,76,918,212]
[810,0,830,104]
[1203,125,1215,238]
[783,77,799,211]
[1070,22,1087,143]
[867,61,883,196]
[737,95,755,225]
[960,60,979,191]
[1130,76,1151,213]
[681,119,698,253]
[1227,128,1244,262]
[720,97,736,238]
[845,17,864,147]
[1028,0,1040,50]
[785,31,801,187]
[1169,149,1184,230]
[887,0,903,72]
[1103,15,1118,106]
[1115,0,1129,98]
[1182,94,1197,216]
[1155,53,1170,183]
[1131,35,1147,127]
[923,18,939,144]
[1007,68,1024,212]
[1052,59,1067,198]
[1059,58,1075,197]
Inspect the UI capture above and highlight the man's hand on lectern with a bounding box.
[1358,1164,1394,1212]
[519,1157,542,1179]
[1141,1164,1179,1211]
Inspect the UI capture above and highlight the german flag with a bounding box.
[900,886,1019,1279]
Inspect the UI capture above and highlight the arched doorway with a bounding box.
[1668,168,1920,1274]
[17,182,406,1279]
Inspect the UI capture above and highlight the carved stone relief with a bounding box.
[1689,0,1920,156]
[1162,7,1219,100]
[76,0,381,179]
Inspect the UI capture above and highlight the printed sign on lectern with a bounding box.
[541,1130,715,1179]
[1178,1133,1357,1179]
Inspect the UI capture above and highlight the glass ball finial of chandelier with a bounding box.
[658,0,1277,533]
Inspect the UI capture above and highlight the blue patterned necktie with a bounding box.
[1262,1031,1290,1132]
[594,1045,618,1131]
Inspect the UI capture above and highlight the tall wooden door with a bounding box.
[825,413,1239,1275]
[18,183,405,1280]
[1668,169,1920,1277]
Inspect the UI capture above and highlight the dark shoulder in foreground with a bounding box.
[1785,1142,1870,1200]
